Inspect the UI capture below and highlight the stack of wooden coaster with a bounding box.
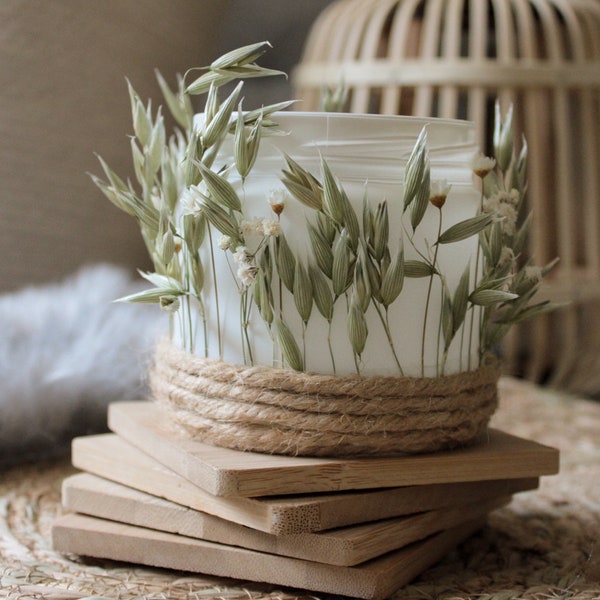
[52,401,559,599]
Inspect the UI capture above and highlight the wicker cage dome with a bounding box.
[293,0,600,392]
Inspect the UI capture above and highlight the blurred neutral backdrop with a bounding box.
[0,0,333,292]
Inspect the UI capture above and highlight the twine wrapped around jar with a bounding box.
[150,340,501,458]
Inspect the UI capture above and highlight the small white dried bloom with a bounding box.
[237,263,258,287]
[218,235,232,250]
[268,188,288,216]
[262,218,281,237]
[483,190,520,231]
[429,178,451,208]
[490,189,520,207]
[483,195,499,214]
[241,218,264,236]
[180,186,201,215]
[507,188,520,206]
[233,246,251,265]
[471,152,496,179]
[496,203,518,235]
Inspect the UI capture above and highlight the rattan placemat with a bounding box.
[1,377,599,599]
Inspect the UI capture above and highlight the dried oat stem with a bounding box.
[421,209,443,376]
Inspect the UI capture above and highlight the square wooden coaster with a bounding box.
[51,512,485,599]
[108,401,559,497]
[72,433,538,534]
[62,472,511,566]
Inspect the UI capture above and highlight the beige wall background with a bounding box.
[0,0,227,292]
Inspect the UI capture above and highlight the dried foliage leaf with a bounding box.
[438,213,494,244]
[275,319,304,371]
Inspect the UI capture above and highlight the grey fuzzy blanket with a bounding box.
[0,264,165,466]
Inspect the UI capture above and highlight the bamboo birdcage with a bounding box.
[293,0,600,393]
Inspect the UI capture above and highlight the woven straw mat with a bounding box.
[1,377,599,600]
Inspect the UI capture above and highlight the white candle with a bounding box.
[192,112,480,376]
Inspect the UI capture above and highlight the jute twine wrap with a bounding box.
[150,339,500,457]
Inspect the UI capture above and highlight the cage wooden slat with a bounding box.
[294,0,600,392]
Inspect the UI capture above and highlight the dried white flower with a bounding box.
[180,186,201,215]
[496,202,518,236]
[268,188,288,215]
[241,218,264,236]
[217,235,232,250]
[470,152,496,178]
[429,178,451,208]
[237,263,258,287]
[262,218,281,237]
[487,189,520,208]
[233,246,251,265]
[506,188,520,206]
[484,191,519,236]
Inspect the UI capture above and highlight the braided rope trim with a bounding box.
[150,340,500,457]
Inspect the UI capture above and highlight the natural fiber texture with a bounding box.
[150,340,500,457]
[2,377,600,599]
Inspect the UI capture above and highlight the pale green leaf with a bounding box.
[341,190,360,251]
[191,256,204,297]
[281,177,321,211]
[332,234,351,296]
[372,201,389,261]
[438,213,494,244]
[380,239,404,306]
[212,64,286,81]
[253,270,273,325]
[202,81,243,147]
[293,260,313,323]
[404,260,435,277]
[347,302,368,356]
[321,158,345,223]
[309,263,334,321]
[410,168,430,231]
[241,101,296,126]
[196,161,242,212]
[308,222,333,278]
[155,70,192,130]
[452,263,470,331]
[441,282,454,350]
[364,252,382,303]
[199,196,240,241]
[275,233,296,293]
[469,288,518,306]
[275,319,304,371]
[353,251,371,313]
[127,80,152,147]
[148,112,165,175]
[210,41,272,70]
[403,126,428,212]
[316,211,336,244]
[185,70,236,95]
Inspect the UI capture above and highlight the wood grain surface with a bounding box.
[51,513,485,599]
[108,401,559,497]
[62,472,511,566]
[72,433,537,534]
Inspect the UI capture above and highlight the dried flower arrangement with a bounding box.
[92,43,560,456]
[93,42,556,376]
